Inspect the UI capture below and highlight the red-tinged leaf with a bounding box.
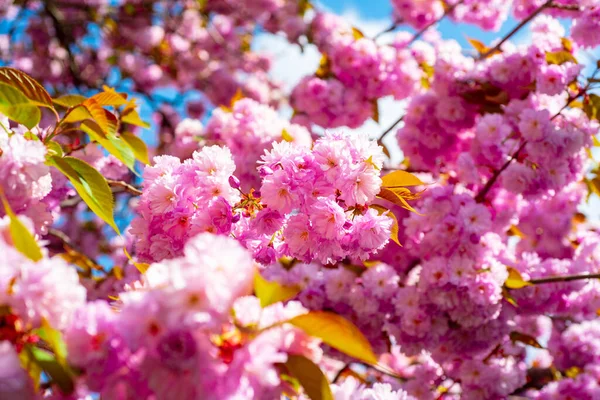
[510,331,544,349]
[62,98,111,134]
[289,311,378,365]
[381,170,425,188]
[91,86,128,107]
[121,100,150,129]
[372,100,379,123]
[284,355,333,400]
[0,67,54,110]
[377,187,423,215]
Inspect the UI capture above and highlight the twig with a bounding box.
[373,22,399,40]
[475,141,527,203]
[332,363,351,383]
[377,115,404,147]
[107,179,143,196]
[480,0,553,59]
[43,0,85,88]
[408,1,463,45]
[529,273,600,285]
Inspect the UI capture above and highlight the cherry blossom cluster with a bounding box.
[292,12,423,128]
[130,146,240,262]
[0,116,54,233]
[205,98,312,189]
[236,132,393,265]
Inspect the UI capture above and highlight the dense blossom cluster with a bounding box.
[0,117,54,233]
[237,132,393,265]
[205,98,312,189]
[2,0,600,399]
[130,146,240,262]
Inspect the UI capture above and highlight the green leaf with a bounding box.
[545,50,577,65]
[370,205,401,246]
[19,348,42,390]
[46,141,64,157]
[29,347,74,395]
[510,331,543,349]
[81,119,136,173]
[121,131,150,165]
[381,170,425,188]
[284,355,333,400]
[0,190,43,261]
[289,311,378,365]
[53,94,87,108]
[0,82,41,129]
[0,68,54,109]
[35,320,68,363]
[49,156,119,233]
[505,267,532,289]
[254,272,301,308]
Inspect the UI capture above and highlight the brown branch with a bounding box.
[475,141,527,203]
[332,363,351,384]
[480,0,553,59]
[43,0,85,88]
[408,0,464,45]
[377,115,404,147]
[529,273,600,285]
[107,179,143,196]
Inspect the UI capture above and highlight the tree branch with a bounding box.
[475,141,527,203]
[408,0,464,45]
[480,0,553,59]
[377,115,404,147]
[43,0,85,88]
[529,273,600,285]
[107,179,143,196]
